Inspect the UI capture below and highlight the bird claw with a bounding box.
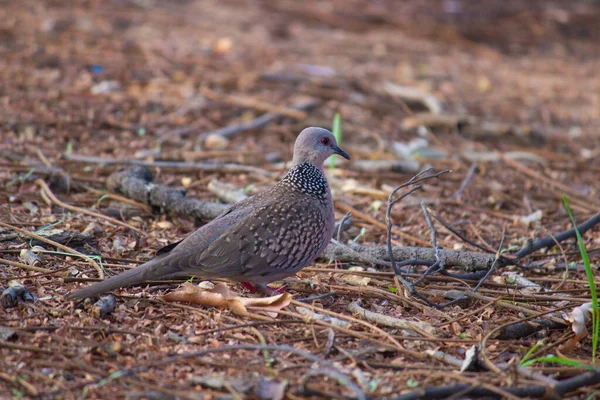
[263,284,287,295]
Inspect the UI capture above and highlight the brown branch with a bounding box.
[321,240,495,272]
[106,166,229,222]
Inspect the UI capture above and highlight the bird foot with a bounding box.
[240,282,287,295]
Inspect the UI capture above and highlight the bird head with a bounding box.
[292,127,350,167]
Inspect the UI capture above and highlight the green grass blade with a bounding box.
[330,113,342,171]
[563,195,598,362]
[521,355,595,370]
[520,340,544,365]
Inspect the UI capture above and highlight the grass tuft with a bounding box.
[563,195,599,362]
[330,113,342,171]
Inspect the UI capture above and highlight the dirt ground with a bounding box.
[2,0,600,398]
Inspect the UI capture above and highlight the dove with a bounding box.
[66,127,350,299]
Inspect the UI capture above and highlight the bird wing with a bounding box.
[190,199,329,281]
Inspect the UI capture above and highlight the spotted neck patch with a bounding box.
[281,163,329,199]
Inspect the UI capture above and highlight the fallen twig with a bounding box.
[201,87,307,119]
[106,166,229,221]
[388,369,600,400]
[347,299,438,336]
[450,161,478,200]
[0,258,51,274]
[425,349,557,385]
[0,221,104,279]
[62,155,273,177]
[207,179,248,204]
[500,153,600,212]
[512,211,600,260]
[383,82,443,114]
[335,202,432,247]
[45,344,364,400]
[197,99,320,141]
[321,241,495,272]
[348,159,421,174]
[35,179,145,235]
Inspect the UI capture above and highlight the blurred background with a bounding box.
[2,0,599,159]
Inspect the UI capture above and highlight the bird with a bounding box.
[66,127,350,299]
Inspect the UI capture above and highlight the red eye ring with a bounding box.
[320,137,330,145]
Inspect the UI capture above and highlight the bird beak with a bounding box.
[333,145,351,160]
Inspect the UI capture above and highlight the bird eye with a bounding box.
[320,137,330,145]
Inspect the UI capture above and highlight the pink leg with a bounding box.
[240,282,286,294]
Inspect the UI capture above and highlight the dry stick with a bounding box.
[434,298,499,328]
[34,148,53,168]
[386,169,453,307]
[431,208,600,270]
[35,179,145,235]
[0,371,38,397]
[428,208,496,254]
[346,299,438,338]
[479,304,576,375]
[69,358,201,400]
[499,152,600,212]
[60,344,365,400]
[200,87,307,120]
[447,374,523,400]
[198,102,320,141]
[390,370,600,400]
[336,211,352,243]
[0,221,104,279]
[322,242,495,273]
[274,308,419,360]
[0,258,52,273]
[548,232,570,292]
[472,234,506,292]
[159,99,320,143]
[85,186,153,214]
[411,202,444,285]
[426,349,557,386]
[0,340,54,354]
[449,161,478,200]
[34,147,72,191]
[192,319,305,336]
[289,299,424,360]
[62,154,273,177]
[324,283,426,311]
[512,211,600,259]
[335,201,431,247]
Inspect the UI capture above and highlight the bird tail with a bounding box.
[65,258,173,300]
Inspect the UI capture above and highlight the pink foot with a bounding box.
[241,282,257,292]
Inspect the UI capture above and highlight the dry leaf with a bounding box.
[162,282,291,317]
[565,302,592,340]
[562,302,593,352]
[337,266,371,286]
